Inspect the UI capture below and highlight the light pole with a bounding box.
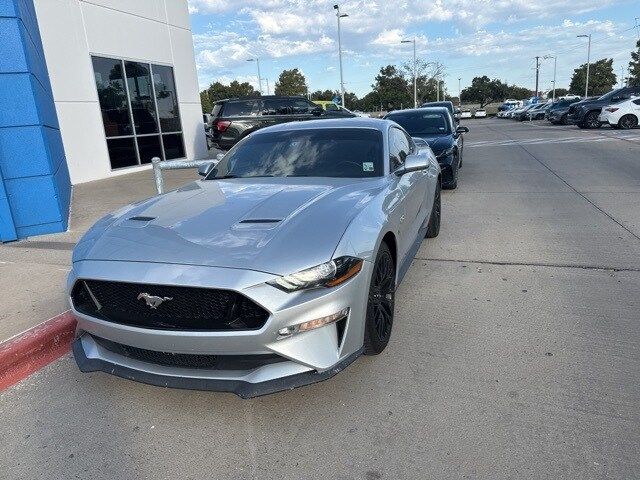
[333,4,348,108]
[458,77,461,107]
[544,55,557,102]
[401,37,417,108]
[247,58,262,94]
[265,78,270,95]
[577,34,591,98]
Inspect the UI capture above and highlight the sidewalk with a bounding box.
[0,165,204,344]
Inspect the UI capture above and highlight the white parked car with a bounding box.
[474,109,487,118]
[599,97,640,129]
[460,110,472,119]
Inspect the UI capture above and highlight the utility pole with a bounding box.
[534,56,540,99]
[266,78,270,95]
[458,77,461,106]
[436,77,440,101]
[334,4,348,108]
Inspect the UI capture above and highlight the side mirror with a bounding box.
[311,106,324,116]
[456,126,469,134]
[395,154,428,176]
[198,161,215,177]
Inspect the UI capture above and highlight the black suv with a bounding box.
[567,86,640,129]
[546,98,582,124]
[208,96,355,149]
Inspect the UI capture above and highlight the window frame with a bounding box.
[389,126,414,173]
[91,54,185,170]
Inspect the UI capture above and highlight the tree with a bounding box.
[310,89,338,100]
[274,68,307,96]
[200,90,212,114]
[400,60,446,104]
[460,76,509,108]
[372,65,411,110]
[226,80,260,98]
[203,80,259,106]
[505,84,532,99]
[569,58,617,96]
[629,39,640,87]
[546,87,569,99]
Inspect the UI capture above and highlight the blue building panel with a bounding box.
[0,0,70,242]
[0,125,52,178]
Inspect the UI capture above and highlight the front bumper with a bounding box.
[73,334,363,398]
[69,259,372,396]
[436,153,456,186]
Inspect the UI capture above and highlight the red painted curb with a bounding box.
[0,311,76,391]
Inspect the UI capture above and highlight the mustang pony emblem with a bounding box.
[137,293,173,309]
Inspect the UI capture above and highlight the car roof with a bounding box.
[252,117,394,134]
[215,95,309,103]
[387,106,450,116]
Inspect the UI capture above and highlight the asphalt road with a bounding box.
[2,119,640,479]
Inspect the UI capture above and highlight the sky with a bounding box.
[187,0,640,97]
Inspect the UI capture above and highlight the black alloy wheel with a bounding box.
[363,243,395,355]
[426,182,441,239]
[583,111,602,129]
[619,114,638,130]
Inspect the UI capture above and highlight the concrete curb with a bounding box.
[0,311,76,391]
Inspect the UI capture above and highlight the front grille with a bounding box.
[568,105,576,114]
[72,280,269,331]
[94,336,285,370]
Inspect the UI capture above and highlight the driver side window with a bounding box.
[389,127,411,172]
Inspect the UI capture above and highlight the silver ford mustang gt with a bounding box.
[68,118,442,397]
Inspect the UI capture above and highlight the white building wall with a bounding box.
[33,0,206,184]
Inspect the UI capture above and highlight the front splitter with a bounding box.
[72,338,363,399]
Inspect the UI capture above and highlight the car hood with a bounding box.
[411,134,453,154]
[73,177,386,275]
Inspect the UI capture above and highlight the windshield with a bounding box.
[206,128,384,179]
[387,111,451,135]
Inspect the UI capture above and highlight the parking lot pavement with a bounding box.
[2,122,640,479]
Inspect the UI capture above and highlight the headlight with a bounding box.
[268,256,363,292]
[436,148,454,159]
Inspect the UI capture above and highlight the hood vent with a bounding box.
[238,219,281,224]
[128,216,156,222]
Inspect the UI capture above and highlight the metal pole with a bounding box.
[256,58,262,94]
[335,5,346,108]
[585,35,591,98]
[413,38,417,108]
[266,78,270,95]
[436,77,440,102]
[152,157,164,194]
[552,56,556,102]
[458,77,461,106]
[534,56,540,99]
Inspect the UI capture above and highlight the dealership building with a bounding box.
[0,0,206,241]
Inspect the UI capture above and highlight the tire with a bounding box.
[619,114,638,130]
[583,111,602,129]
[363,242,395,355]
[425,182,441,239]
[560,114,568,125]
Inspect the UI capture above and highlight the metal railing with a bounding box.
[151,157,215,194]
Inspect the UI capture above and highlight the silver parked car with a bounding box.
[68,118,442,397]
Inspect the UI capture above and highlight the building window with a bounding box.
[92,56,185,170]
